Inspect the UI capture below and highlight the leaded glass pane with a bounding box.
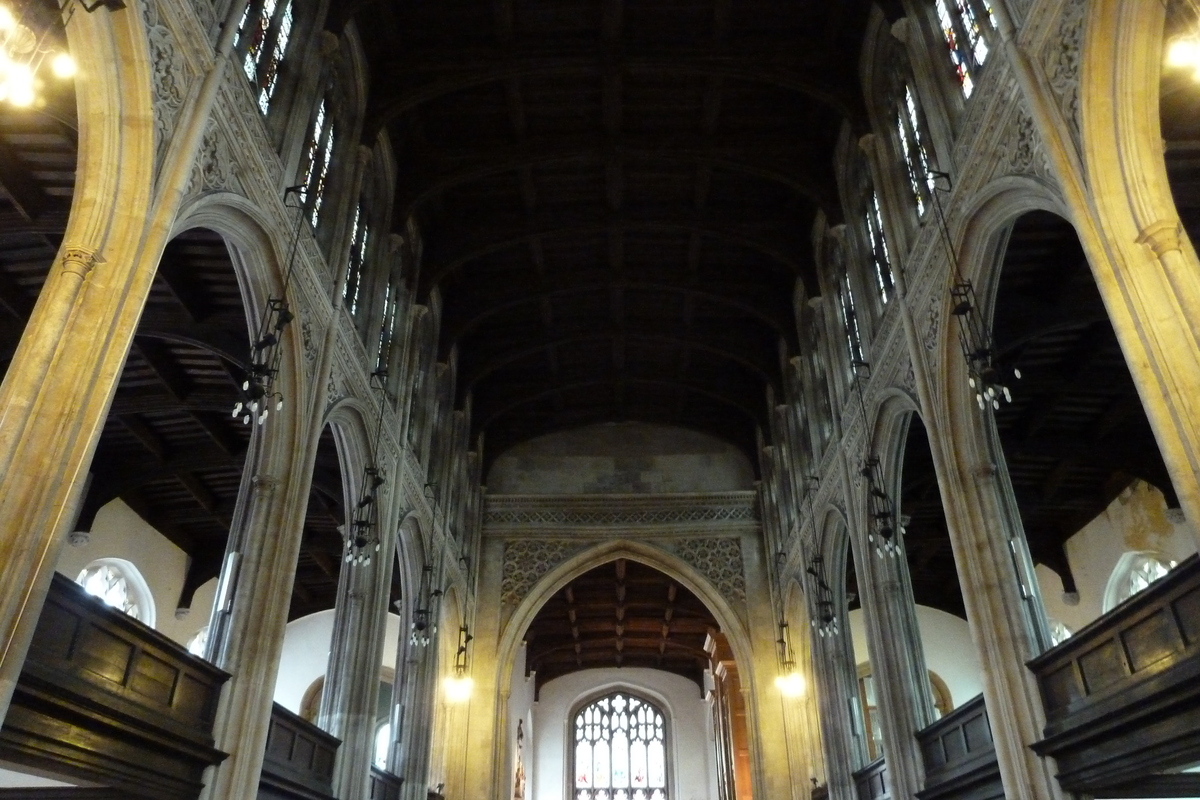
[935,0,974,97]
[573,693,667,799]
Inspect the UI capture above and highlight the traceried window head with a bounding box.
[75,559,155,626]
[1103,552,1177,612]
[233,0,294,114]
[573,692,668,800]
[299,100,336,228]
[346,204,369,315]
[897,85,935,216]
[934,0,993,98]
[865,191,893,304]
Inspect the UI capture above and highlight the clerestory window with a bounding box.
[233,0,294,115]
[299,100,336,228]
[345,204,369,315]
[897,85,935,216]
[838,275,865,371]
[934,0,993,98]
[376,278,401,372]
[573,691,669,800]
[864,190,893,304]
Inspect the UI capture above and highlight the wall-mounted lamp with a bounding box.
[443,624,473,703]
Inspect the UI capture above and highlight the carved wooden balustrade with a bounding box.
[853,756,890,800]
[914,695,1002,800]
[258,703,340,800]
[1029,553,1200,796]
[369,766,403,800]
[0,574,228,799]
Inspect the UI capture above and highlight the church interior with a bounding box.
[0,1,1199,799]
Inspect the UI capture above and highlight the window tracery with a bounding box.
[573,692,668,800]
[374,722,391,769]
[233,0,294,114]
[346,204,369,315]
[299,100,336,228]
[838,275,865,370]
[896,86,935,216]
[75,559,154,626]
[865,190,893,304]
[1103,552,1177,612]
[376,278,401,372]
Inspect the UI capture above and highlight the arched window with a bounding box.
[345,203,370,315]
[376,275,401,372]
[1047,618,1073,647]
[299,99,336,228]
[896,85,935,216]
[75,558,155,627]
[573,691,669,800]
[933,0,993,98]
[864,190,893,304]
[1103,552,1177,612]
[187,625,211,658]
[233,0,295,114]
[838,273,865,370]
[374,722,391,770]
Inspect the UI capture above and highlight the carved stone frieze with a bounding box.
[500,540,588,607]
[302,320,318,362]
[1044,0,1085,154]
[670,537,746,606]
[484,494,758,529]
[1003,105,1051,181]
[142,0,188,167]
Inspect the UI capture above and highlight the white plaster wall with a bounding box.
[273,609,403,714]
[486,422,755,494]
[54,498,217,647]
[507,645,537,799]
[1036,481,1198,634]
[531,668,716,800]
[847,605,982,709]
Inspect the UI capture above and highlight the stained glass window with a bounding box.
[865,190,893,304]
[897,85,935,216]
[1104,552,1177,612]
[573,692,668,800]
[233,0,294,114]
[934,0,993,98]
[346,204,369,315]
[299,100,336,228]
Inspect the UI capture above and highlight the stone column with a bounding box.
[0,0,250,727]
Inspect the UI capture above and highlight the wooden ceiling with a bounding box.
[340,0,894,464]
[522,558,719,693]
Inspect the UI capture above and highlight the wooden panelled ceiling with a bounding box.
[340,0,902,463]
[523,558,719,693]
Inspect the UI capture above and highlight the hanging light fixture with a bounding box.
[344,370,389,567]
[806,555,839,638]
[774,619,806,697]
[410,563,443,647]
[1166,0,1200,79]
[0,0,99,109]
[443,623,474,702]
[861,457,903,559]
[929,170,1021,412]
[232,186,305,425]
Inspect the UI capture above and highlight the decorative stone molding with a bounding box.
[67,530,90,548]
[1044,0,1085,153]
[669,537,747,606]
[142,0,188,166]
[500,540,588,607]
[60,247,100,279]
[923,293,941,353]
[484,493,758,529]
[192,120,240,193]
[1137,220,1184,259]
[1004,105,1050,180]
[302,320,319,363]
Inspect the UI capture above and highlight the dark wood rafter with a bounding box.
[524,560,719,692]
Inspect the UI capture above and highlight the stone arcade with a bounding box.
[0,1,1198,799]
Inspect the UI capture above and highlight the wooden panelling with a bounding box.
[369,767,403,800]
[915,695,1003,800]
[852,757,889,800]
[258,704,339,800]
[0,575,228,800]
[1029,554,1200,793]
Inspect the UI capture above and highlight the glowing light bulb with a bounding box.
[0,7,15,32]
[1168,37,1200,69]
[444,675,473,703]
[51,53,75,79]
[7,63,33,107]
[775,671,806,697]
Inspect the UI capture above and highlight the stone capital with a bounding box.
[1136,219,1183,258]
[857,133,877,154]
[60,247,101,279]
